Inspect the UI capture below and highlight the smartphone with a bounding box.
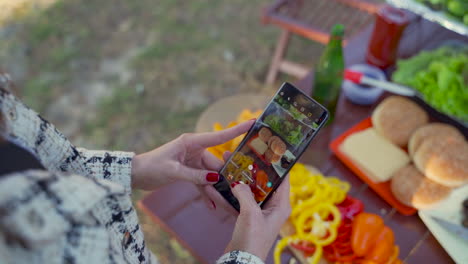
[214,82,329,211]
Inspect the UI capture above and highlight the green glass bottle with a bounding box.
[311,24,345,123]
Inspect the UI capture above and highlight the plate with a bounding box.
[419,185,468,264]
[195,93,271,133]
[329,117,417,215]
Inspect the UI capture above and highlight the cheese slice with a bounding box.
[340,128,410,183]
[250,137,268,155]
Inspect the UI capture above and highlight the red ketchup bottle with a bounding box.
[366,5,409,69]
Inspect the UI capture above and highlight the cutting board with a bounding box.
[278,165,330,264]
[279,221,329,264]
[418,185,468,264]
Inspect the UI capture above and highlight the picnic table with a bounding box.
[139,15,467,264]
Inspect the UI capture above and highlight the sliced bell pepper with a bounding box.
[274,237,289,264]
[366,226,395,263]
[290,241,316,255]
[385,245,400,264]
[323,244,357,263]
[295,204,341,245]
[351,213,385,257]
[337,195,364,220]
[357,260,379,264]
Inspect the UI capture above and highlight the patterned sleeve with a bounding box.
[76,148,135,191]
[216,251,264,264]
[0,85,136,192]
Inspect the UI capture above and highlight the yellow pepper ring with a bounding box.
[296,209,324,236]
[296,204,341,238]
[306,245,323,264]
[292,183,326,208]
[318,203,341,227]
[327,177,349,188]
[273,236,297,264]
[310,226,337,246]
[274,163,351,264]
[291,184,347,223]
[291,189,323,220]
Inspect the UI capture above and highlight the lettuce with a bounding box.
[392,47,468,121]
[264,114,303,145]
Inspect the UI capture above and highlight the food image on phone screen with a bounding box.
[214,82,329,211]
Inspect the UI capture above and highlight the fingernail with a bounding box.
[249,118,256,121]
[211,200,216,210]
[206,172,219,182]
[230,181,244,188]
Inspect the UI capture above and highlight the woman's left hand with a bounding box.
[131,119,255,209]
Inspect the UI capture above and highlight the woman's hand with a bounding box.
[225,176,291,261]
[131,120,255,208]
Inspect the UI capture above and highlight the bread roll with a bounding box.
[372,96,429,147]
[408,123,465,157]
[258,127,272,142]
[413,137,468,187]
[270,137,286,155]
[264,149,280,163]
[268,136,281,147]
[390,164,452,209]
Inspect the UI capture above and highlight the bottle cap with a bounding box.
[331,24,345,37]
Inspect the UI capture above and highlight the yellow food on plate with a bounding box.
[207,109,262,159]
[225,152,254,182]
[340,127,410,183]
[274,163,350,264]
[237,109,262,123]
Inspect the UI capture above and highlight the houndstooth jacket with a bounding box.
[0,74,263,264]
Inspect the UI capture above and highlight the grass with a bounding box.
[0,0,326,263]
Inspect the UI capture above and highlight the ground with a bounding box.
[0,0,323,263]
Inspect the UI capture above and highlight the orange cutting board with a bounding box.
[329,117,417,216]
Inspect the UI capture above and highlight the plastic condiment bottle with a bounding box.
[366,5,409,69]
[311,24,345,123]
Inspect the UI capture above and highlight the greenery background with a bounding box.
[0,0,325,263]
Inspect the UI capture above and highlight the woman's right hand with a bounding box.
[224,175,291,261]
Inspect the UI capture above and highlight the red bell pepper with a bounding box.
[323,216,355,263]
[290,241,316,257]
[337,195,364,220]
[323,244,357,262]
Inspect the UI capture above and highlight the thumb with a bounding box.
[231,181,260,214]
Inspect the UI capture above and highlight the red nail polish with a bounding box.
[206,172,219,182]
[231,181,244,188]
[211,200,216,210]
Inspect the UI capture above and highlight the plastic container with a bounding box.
[342,64,386,105]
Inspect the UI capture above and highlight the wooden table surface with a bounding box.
[139,16,467,264]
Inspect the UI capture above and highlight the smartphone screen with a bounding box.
[214,82,329,211]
